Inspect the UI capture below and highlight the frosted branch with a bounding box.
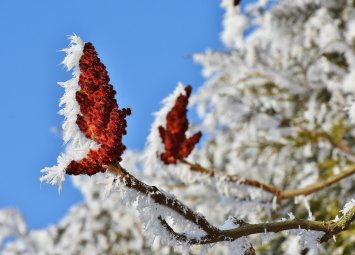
[179,158,355,201]
[108,164,355,246]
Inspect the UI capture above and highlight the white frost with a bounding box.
[299,230,324,255]
[40,35,99,190]
[341,198,355,215]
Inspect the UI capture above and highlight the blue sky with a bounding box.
[0,0,228,230]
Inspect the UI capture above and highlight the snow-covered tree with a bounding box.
[1,0,355,254]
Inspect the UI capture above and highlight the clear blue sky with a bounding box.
[0,0,250,230]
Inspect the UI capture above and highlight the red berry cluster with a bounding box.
[66,42,131,176]
[159,85,202,164]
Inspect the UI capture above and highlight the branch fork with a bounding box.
[108,164,355,246]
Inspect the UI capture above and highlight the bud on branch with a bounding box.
[158,85,201,164]
[41,36,130,188]
[66,42,131,175]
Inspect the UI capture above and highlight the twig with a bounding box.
[296,122,355,161]
[179,159,355,201]
[178,158,282,196]
[278,165,355,199]
[321,130,355,161]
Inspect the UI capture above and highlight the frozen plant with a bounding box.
[2,0,355,254]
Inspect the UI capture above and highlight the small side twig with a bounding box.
[179,158,355,201]
[278,165,355,199]
[178,158,282,196]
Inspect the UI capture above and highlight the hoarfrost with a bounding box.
[40,35,99,190]
[341,198,355,215]
[299,230,324,255]
[226,237,252,255]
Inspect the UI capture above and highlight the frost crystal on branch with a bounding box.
[341,198,355,216]
[158,85,202,164]
[41,35,130,188]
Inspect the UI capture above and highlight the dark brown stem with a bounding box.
[107,164,221,238]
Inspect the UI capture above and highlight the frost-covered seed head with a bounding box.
[66,42,131,175]
[41,36,130,189]
[158,85,202,164]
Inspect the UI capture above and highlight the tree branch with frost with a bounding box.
[277,165,355,199]
[178,158,282,196]
[158,201,355,245]
[106,163,355,245]
[179,158,355,201]
[107,164,221,238]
